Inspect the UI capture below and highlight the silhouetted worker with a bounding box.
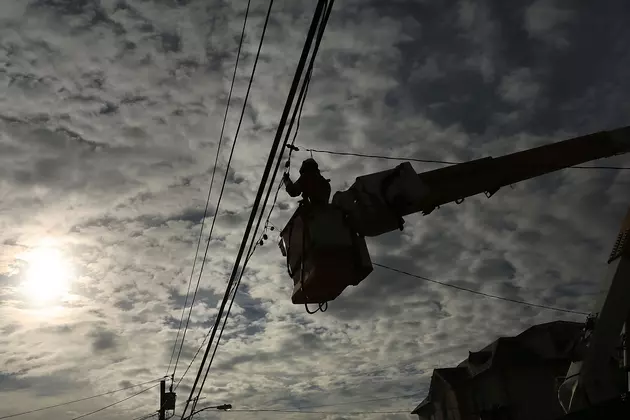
[282,158,331,206]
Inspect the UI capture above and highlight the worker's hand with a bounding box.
[282,172,290,182]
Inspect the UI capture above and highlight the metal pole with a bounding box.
[625,315,630,395]
[159,379,166,420]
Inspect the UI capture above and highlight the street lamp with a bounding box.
[183,403,232,419]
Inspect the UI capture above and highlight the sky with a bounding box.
[0,0,629,419]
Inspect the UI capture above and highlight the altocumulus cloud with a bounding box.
[0,1,629,420]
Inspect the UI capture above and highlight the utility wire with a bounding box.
[188,0,281,409]
[296,392,423,409]
[253,0,332,279]
[130,412,159,420]
[180,0,279,415]
[168,0,253,382]
[303,148,630,169]
[174,224,269,393]
[191,3,335,410]
[70,384,159,420]
[182,1,330,418]
[0,378,164,420]
[189,3,333,407]
[373,262,589,315]
[221,409,412,414]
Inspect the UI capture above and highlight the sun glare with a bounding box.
[21,246,73,303]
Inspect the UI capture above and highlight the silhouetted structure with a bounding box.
[411,321,584,420]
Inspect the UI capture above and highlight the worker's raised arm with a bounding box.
[283,173,302,197]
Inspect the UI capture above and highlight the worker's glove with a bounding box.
[282,172,290,184]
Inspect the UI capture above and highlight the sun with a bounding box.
[21,246,73,303]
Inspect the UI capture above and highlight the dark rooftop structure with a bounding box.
[412,321,584,420]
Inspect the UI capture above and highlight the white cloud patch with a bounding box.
[457,0,499,82]
[499,68,540,105]
[525,0,575,47]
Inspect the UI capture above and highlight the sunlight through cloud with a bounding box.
[19,244,74,304]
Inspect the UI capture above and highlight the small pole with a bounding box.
[159,379,166,420]
[625,314,630,395]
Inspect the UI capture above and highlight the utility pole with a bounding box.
[159,379,166,420]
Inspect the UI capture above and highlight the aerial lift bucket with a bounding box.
[279,203,372,304]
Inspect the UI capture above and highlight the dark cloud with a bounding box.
[89,328,119,353]
[474,257,516,280]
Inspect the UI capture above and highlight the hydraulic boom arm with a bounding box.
[333,125,630,237]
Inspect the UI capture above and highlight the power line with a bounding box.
[130,412,159,420]
[0,377,164,420]
[70,383,159,420]
[296,392,422,409]
[182,1,332,418]
[373,262,589,315]
[306,148,458,165]
[303,147,630,170]
[180,0,282,416]
[168,0,254,382]
[223,409,412,414]
[173,227,267,392]
[182,2,333,400]
[187,0,278,403]
[192,1,335,409]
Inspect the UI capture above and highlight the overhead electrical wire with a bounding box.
[195,408,412,415]
[173,226,268,393]
[186,0,280,405]
[192,1,336,406]
[296,392,423,409]
[178,0,277,413]
[181,1,332,418]
[250,0,333,317]
[189,1,334,400]
[130,413,158,420]
[167,0,254,382]
[301,147,630,170]
[69,383,160,420]
[0,377,164,420]
[373,262,589,315]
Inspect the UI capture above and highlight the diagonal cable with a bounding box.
[70,384,159,420]
[373,262,589,315]
[302,148,630,169]
[181,1,330,417]
[168,0,253,381]
[189,3,335,415]
[0,378,164,420]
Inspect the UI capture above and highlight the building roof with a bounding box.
[435,367,470,388]
[456,320,583,374]
[411,395,432,415]
[411,320,584,415]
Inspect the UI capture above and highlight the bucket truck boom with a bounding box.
[278,125,630,305]
[332,125,630,237]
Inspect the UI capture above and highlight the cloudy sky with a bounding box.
[1,0,629,419]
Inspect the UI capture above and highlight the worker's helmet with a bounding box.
[299,158,319,175]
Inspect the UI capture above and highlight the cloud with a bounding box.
[498,68,540,105]
[457,0,499,82]
[0,1,628,420]
[90,328,119,352]
[524,0,575,47]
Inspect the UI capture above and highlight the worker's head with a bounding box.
[299,158,319,175]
